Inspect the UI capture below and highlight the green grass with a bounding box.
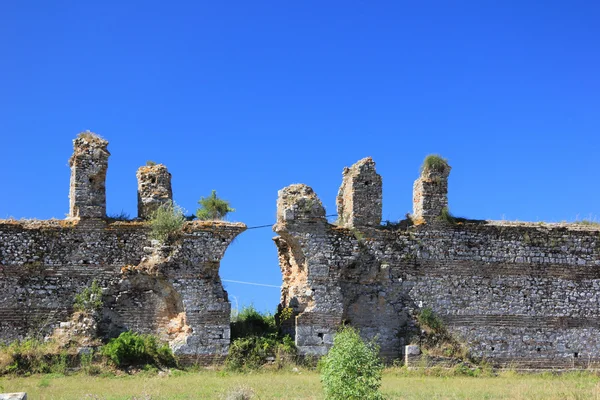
[1,369,600,399]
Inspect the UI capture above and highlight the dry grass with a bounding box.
[1,369,600,399]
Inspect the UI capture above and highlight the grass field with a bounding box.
[1,368,600,399]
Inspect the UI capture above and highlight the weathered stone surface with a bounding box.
[0,393,27,400]
[136,164,173,219]
[336,157,382,228]
[0,134,246,364]
[276,184,325,223]
[274,156,600,368]
[68,132,110,219]
[413,158,451,222]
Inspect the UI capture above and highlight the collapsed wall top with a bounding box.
[336,157,382,228]
[68,132,110,219]
[412,155,451,222]
[136,164,173,219]
[276,184,325,224]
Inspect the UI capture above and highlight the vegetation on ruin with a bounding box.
[226,306,296,371]
[100,331,175,369]
[73,280,103,313]
[0,339,69,375]
[420,154,450,175]
[415,307,470,361]
[106,210,132,222]
[146,160,157,166]
[196,190,235,221]
[320,326,384,400]
[149,200,186,242]
[76,131,104,141]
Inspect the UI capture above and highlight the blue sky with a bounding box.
[1,1,599,312]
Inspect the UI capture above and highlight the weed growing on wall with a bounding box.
[149,201,186,242]
[73,280,103,313]
[196,190,235,221]
[420,154,449,175]
[320,326,384,400]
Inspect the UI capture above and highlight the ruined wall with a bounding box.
[0,133,245,364]
[274,157,600,368]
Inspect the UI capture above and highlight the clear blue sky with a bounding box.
[1,1,599,312]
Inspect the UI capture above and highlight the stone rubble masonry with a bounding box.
[136,164,173,219]
[69,132,110,219]
[274,156,600,368]
[336,157,382,228]
[0,134,246,365]
[412,158,451,222]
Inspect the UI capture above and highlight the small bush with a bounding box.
[417,308,444,334]
[420,154,449,175]
[146,160,157,166]
[225,334,296,371]
[149,201,186,243]
[0,339,62,375]
[196,190,235,221]
[74,280,103,313]
[224,385,255,400]
[100,331,175,368]
[231,305,276,340]
[320,326,384,400]
[226,306,296,371]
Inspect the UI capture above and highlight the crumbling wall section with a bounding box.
[0,220,245,363]
[274,157,600,368]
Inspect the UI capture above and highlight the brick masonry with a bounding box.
[274,157,600,368]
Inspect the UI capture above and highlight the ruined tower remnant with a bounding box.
[68,132,110,219]
[136,164,173,219]
[336,157,382,228]
[412,155,451,222]
[276,184,326,223]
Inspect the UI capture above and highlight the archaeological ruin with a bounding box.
[274,156,600,368]
[2,134,600,369]
[0,133,245,364]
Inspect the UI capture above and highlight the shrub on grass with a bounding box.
[230,305,276,339]
[100,331,175,368]
[320,326,384,400]
[149,201,186,243]
[226,306,296,371]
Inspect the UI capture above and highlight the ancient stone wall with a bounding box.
[0,133,245,364]
[274,157,600,368]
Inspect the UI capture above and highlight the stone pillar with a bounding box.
[336,157,382,228]
[276,184,326,224]
[412,155,451,222]
[136,164,173,219]
[68,132,110,219]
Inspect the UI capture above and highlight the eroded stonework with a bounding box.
[0,134,245,364]
[136,164,173,219]
[274,157,600,368]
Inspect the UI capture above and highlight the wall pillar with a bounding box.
[336,157,382,228]
[412,155,451,222]
[136,164,173,219]
[68,132,110,219]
